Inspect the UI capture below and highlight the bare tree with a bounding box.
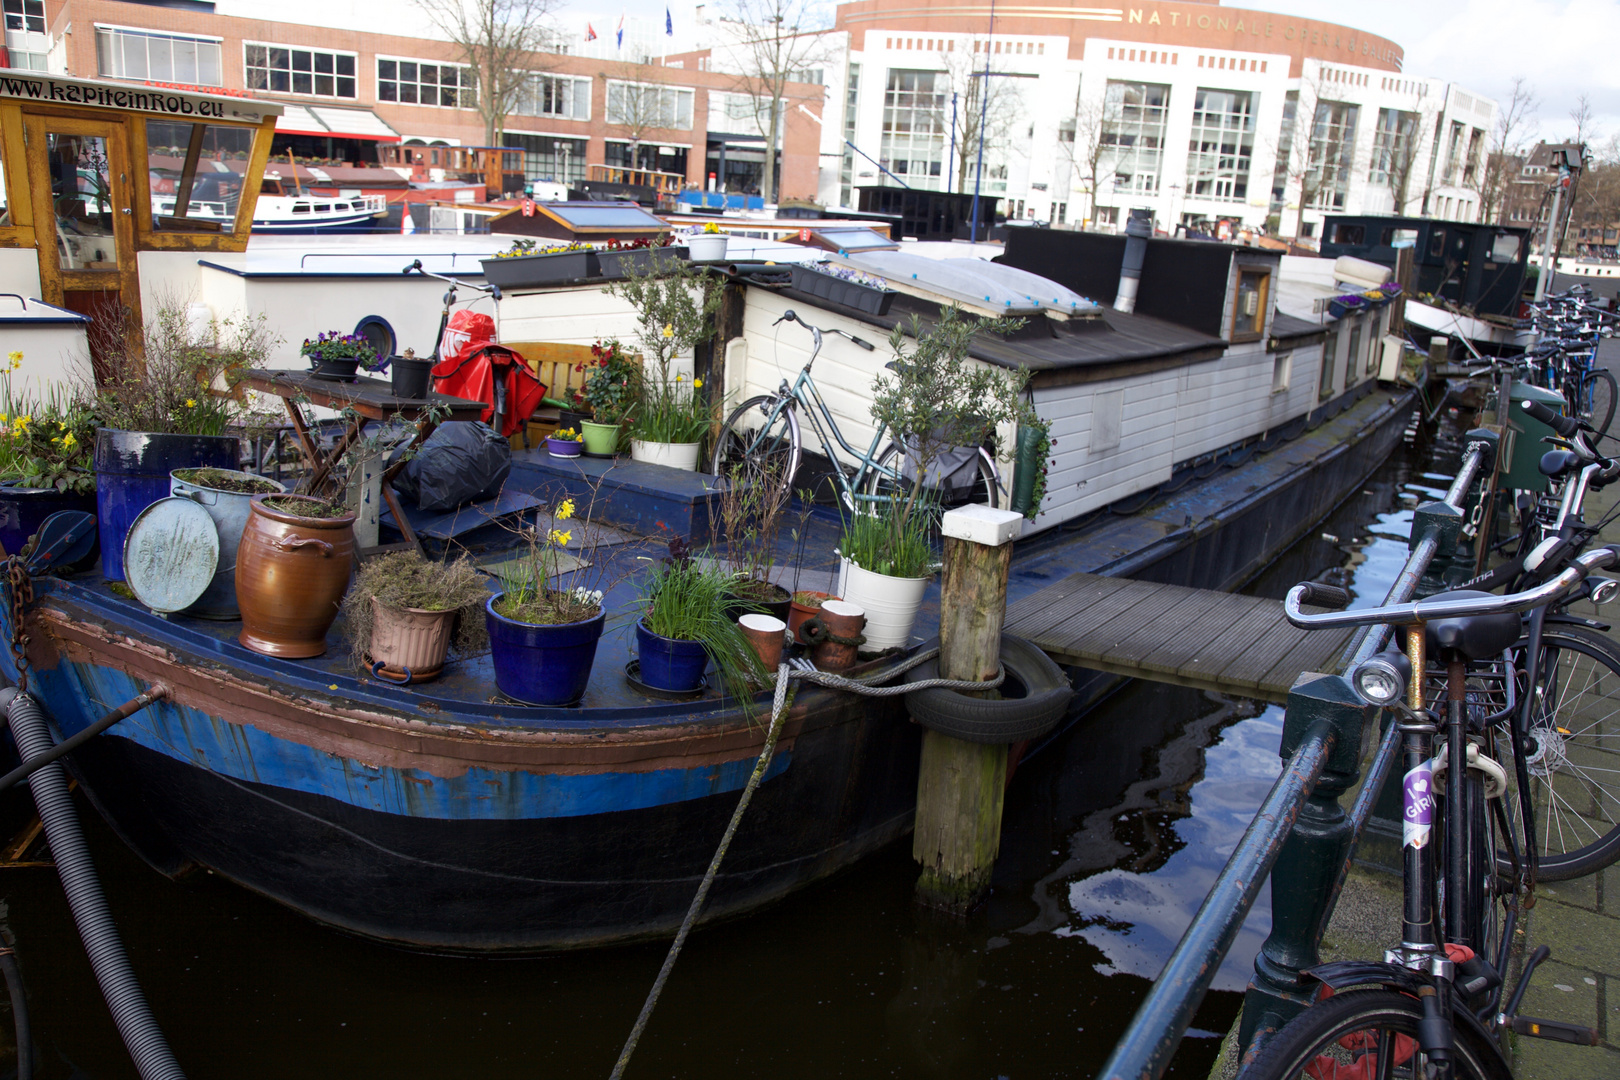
[604,73,681,169]
[1370,98,1438,216]
[1064,88,1120,228]
[417,0,560,147]
[1479,76,1538,224]
[934,38,1022,195]
[1570,94,1598,147]
[719,0,829,203]
[1266,76,1361,237]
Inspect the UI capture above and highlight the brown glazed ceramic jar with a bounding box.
[236,494,357,658]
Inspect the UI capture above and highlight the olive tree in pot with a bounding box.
[605,259,724,470]
[838,305,1039,650]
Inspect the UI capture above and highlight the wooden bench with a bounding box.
[499,341,596,447]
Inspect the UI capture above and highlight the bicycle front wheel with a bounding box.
[710,395,802,500]
[1500,627,1620,880]
[1579,368,1618,438]
[1239,988,1511,1080]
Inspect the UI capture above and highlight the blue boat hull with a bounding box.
[12,591,921,952]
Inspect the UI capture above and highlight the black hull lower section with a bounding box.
[66,701,921,953]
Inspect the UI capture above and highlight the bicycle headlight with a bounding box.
[1351,647,1413,707]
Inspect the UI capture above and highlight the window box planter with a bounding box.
[596,247,687,280]
[480,250,595,290]
[790,264,895,316]
[1326,295,1367,320]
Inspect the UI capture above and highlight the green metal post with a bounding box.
[1239,672,1375,1055]
[1411,501,1463,598]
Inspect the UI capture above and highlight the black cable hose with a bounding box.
[0,689,185,1080]
[0,948,31,1080]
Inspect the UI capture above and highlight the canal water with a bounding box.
[0,416,1461,1079]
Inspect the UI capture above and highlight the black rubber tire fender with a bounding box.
[902,634,1073,744]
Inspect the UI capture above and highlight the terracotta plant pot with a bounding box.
[738,612,786,671]
[369,596,457,684]
[788,591,840,642]
[236,494,357,658]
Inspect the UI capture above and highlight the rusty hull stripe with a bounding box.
[31,607,821,779]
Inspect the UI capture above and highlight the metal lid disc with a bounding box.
[123,497,220,614]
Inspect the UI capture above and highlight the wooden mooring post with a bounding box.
[913,505,1025,913]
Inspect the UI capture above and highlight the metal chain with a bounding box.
[5,557,33,695]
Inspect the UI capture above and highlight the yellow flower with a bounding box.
[555,498,575,521]
[6,351,20,371]
[693,377,703,389]
[62,433,76,450]
[549,529,572,546]
[329,684,339,691]
[185,399,197,408]
[661,323,674,339]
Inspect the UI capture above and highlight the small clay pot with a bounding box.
[788,591,839,642]
[801,599,865,671]
[236,494,357,658]
[369,596,456,684]
[739,612,786,672]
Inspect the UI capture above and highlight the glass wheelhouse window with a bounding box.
[145,120,256,233]
[1231,268,1270,341]
[245,43,357,99]
[96,26,222,86]
[503,134,587,184]
[378,58,474,109]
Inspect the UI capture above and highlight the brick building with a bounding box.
[4,0,822,198]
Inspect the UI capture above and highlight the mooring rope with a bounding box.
[608,648,1002,1079]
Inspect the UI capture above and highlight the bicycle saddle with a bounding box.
[1423,590,1522,662]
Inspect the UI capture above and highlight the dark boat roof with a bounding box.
[1271,311,1326,342]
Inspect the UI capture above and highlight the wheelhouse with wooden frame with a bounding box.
[0,72,280,377]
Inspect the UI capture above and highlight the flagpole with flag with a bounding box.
[585,21,597,42]
[615,13,624,52]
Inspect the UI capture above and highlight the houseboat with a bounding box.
[0,75,1418,951]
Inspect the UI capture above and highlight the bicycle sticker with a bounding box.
[1403,761,1435,849]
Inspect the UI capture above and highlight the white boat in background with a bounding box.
[152,173,388,234]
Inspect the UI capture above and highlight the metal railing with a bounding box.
[1095,433,1495,1080]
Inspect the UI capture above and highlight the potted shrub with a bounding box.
[605,259,724,470]
[574,339,639,456]
[0,350,98,558]
[236,493,357,658]
[635,538,763,696]
[91,302,274,582]
[546,426,583,458]
[836,495,935,651]
[480,239,595,290]
[300,330,380,381]
[684,220,728,262]
[485,496,614,705]
[341,550,489,685]
[170,467,285,619]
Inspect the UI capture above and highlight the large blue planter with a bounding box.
[635,619,709,692]
[94,430,238,582]
[485,594,606,706]
[0,482,96,558]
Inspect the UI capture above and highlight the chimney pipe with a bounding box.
[1113,208,1153,314]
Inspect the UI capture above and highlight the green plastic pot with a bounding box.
[581,420,621,456]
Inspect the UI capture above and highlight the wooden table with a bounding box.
[242,369,485,550]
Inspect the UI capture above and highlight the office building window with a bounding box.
[3,0,43,34]
[839,63,860,207]
[378,57,473,109]
[879,68,945,189]
[1368,107,1417,190]
[1101,80,1170,195]
[514,74,591,120]
[1306,100,1359,210]
[605,81,694,130]
[1186,88,1254,202]
[245,43,357,98]
[96,26,222,86]
[505,134,587,184]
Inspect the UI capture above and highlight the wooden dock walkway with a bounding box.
[1004,572,1357,703]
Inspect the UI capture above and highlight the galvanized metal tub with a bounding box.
[170,468,286,619]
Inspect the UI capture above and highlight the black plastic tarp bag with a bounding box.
[390,421,511,512]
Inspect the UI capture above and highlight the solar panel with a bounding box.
[542,202,666,229]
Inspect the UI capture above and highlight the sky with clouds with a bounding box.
[546,0,1619,147]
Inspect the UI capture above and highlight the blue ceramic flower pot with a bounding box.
[485,594,605,706]
[635,619,709,692]
[0,482,95,559]
[94,429,239,582]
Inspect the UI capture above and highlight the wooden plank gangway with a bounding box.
[1004,572,1356,703]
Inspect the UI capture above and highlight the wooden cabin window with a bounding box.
[146,120,253,233]
[1344,320,1362,386]
[1231,267,1269,341]
[1318,328,1339,400]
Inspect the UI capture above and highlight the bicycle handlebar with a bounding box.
[1284,547,1620,630]
[773,308,877,351]
[1521,397,1583,439]
[403,259,501,300]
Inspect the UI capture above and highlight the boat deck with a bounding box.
[1004,572,1355,703]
